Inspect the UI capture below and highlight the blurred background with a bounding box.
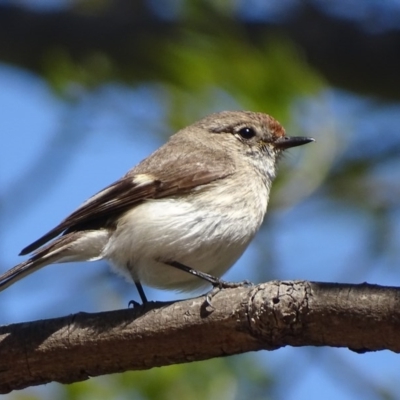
[1,1,400,399]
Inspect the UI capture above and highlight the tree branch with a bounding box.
[1,280,400,393]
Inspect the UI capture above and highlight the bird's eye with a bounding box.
[238,127,256,139]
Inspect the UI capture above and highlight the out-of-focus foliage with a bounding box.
[43,14,321,126]
[162,34,322,129]
[62,356,272,400]
[8,357,272,400]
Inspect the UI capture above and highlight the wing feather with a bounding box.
[20,169,231,255]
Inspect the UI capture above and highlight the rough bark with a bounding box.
[1,280,400,393]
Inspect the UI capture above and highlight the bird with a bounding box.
[0,111,314,304]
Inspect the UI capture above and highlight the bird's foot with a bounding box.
[204,279,254,308]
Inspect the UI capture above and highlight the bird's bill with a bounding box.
[274,136,315,149]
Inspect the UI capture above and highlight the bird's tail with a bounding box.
[0,230,109,292]
[0,257,56,291]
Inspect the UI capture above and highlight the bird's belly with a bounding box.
[104,193,266,291]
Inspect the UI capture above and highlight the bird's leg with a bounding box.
[128,281,148,308]
[166,261,222,285]
[166,261,253,306]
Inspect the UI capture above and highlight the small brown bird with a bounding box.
[0,111,314,304]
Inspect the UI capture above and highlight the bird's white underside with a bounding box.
[104,179,269,291]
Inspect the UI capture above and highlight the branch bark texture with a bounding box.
[1,280,400,393]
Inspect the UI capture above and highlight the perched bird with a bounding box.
[0,111,314,304]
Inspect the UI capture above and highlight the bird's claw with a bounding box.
[128,299,141,308]
[204,279,254,308]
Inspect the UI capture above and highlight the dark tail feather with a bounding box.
[2,230,109,292]
[0,258,48,291]
[2,235,76,291]
[19,228,63,256]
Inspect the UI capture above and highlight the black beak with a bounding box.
[274,136,315,150]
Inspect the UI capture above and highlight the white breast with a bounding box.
[103,175,269,291]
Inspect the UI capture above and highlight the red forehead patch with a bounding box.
[259,114,286,138]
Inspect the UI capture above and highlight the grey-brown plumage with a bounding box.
[0,111,314,301]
